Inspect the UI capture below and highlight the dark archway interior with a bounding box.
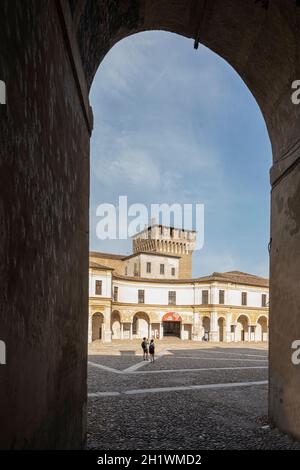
[1,0,300,449]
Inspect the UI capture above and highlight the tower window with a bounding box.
[160,264,165,275]
[146,262,151,273]
[219,290,225,304]
[171,267,175,276]
[262,294,267,307]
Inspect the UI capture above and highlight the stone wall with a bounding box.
[0,0,89,449]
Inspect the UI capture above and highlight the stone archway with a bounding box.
[92,312,104,341]
[2,0,300,449]
[256,316,268,342]
[202,316,211,341]
[132,312,150,338]
[111,311,121,340]
[162,312,182,338]
[236,315,249,342]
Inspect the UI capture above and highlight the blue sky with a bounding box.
[89,31,272,278]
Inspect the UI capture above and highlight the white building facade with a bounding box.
[89,253,269,342]
[89,225,269,343]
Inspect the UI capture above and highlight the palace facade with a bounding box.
[89,224,269,343]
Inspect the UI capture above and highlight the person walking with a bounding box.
[141,337,148,361]
[149,339,155,362]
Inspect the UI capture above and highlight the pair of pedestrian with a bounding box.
[141,337,155,362]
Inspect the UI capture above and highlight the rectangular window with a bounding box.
[168,291,176,305]
[95,280,102,295]
[113,286,118,302]
[219,290,225,304]
[146,262,151,273]
[202,290,209,304]
[160,264,165,275]
[138,289,145,304]
[262,294,267,307]
[171,267,175,276]
[242,292,247,306]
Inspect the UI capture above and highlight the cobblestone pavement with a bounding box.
[87,341,300,450]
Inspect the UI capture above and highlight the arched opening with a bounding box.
[218,317,225,342]
[111,311,121,340]
[4,0,300,450]
[162,312,182,338]
[132,312,150,338]
[236,315,249,342]
[256,316,268,342]
[92,312,104,341]
[88,26,273,447]
[202,316,211,341]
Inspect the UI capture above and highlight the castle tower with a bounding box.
[132,224,196,278]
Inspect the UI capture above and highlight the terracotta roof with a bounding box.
[90,250,180,261]
[112,270,269,287]
[112,274,196,284]
[89,261,114,270]
[89,251,126,260]
[195,271,269,288]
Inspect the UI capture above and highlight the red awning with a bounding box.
[162,312,182,322]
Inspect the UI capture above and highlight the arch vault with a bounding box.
[1,0,300,448]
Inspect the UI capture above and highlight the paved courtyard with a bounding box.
[87,340,300,450]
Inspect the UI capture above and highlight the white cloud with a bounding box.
[94,147,161,190]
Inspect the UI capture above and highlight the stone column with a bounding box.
[193,312,202,341]
[120,323,124,340]
[180,323,185,340]
[233,325,238,342]
[225,313,232,343]
[88,312,93,344]
[102,306,112,343]
[248,325,252,342]
[209,312,219,342]
[159,322,163,339]
[130,323,133,340]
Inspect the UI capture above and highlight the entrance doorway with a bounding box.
[162,312,182,338]
[163,321,181,337]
